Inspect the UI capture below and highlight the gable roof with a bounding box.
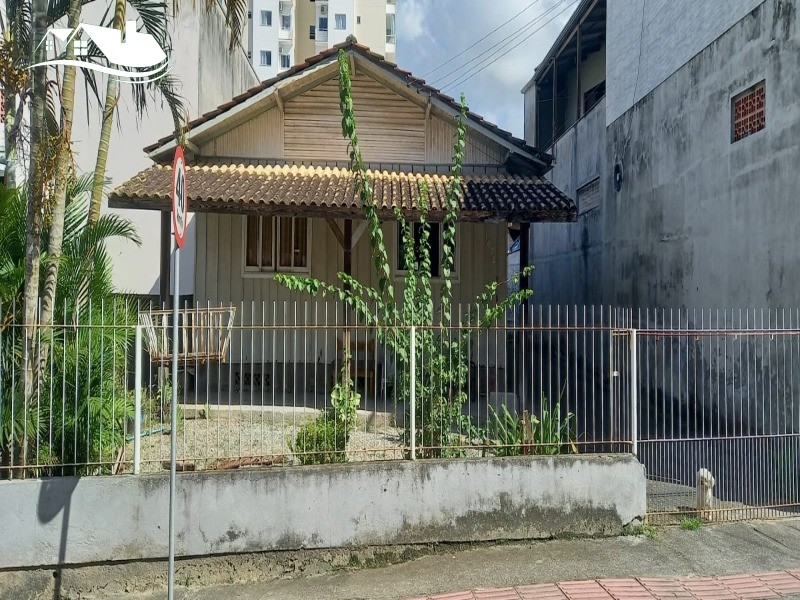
[144,39,554,173]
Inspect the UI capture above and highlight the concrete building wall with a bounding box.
[606,0,765,125]
[69,2,258,297]
[0,455,646,569]
[250,0,281,79]
[329,0,356,47]
[356,0,391,55]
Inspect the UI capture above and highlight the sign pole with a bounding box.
[167,146,187,600]
[168,241,179,600]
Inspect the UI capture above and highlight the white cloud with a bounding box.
[398,0,429,41]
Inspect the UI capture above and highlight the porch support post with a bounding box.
[343,219,353,277]
[519,221,530,291]
[160,211,171,308]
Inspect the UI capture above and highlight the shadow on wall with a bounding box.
[38,476,79,599]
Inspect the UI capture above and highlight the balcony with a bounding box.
[315,29,328,42]
[279,27,292,40]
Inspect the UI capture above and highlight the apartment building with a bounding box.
[247,0,397,79]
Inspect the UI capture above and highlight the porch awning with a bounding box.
[108,161,577,223]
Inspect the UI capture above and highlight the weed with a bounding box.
[623,523,657,539]
[680,517,703,531]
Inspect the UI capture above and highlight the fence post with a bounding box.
[134,324,143,475]
[409,326,416,461]
[629,328,638,456]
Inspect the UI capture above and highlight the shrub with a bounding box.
[290,411,349,466]
[483,395,578,457]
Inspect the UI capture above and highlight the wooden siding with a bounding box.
[426,116,507,165]
[284,73,427,163]
[194,214,508,363]
[200,107,284,158]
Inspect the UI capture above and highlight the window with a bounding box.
[335,13,346,29]
[73,39,89,57]
[281,14,291,29]
[318,16,328,31]
[309,25,315,39]
[583,80,605,114]
[356,15,361,24]
[260,50,272,66]
[245,216,309,273]
[280,53,291,69]
[260,10,272,26]
[385,13,396,44]
[732,81,765,143]
[397,222,445,278]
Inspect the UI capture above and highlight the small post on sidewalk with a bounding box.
[629,328,638,456]
[168,146,188,600]
[409,326,416,461]
[133,324,143,475]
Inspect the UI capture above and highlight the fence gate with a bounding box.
[632,310,800,524]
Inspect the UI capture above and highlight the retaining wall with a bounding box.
[0,454,646,569]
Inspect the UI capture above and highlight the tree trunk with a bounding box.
[21,0,50,474]
[40,0,81,328]
[88,0,126,224]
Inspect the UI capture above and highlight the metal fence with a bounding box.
[2,301,798,525]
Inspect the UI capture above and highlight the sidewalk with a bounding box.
[124,519,800,600]
[408,570,800,599]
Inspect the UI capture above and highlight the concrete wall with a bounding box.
[0,455,645,569]
[606,0,765,125]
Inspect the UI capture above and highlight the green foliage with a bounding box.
[623,523,658,539]
[290,412,349,466]
[680,517,703,531]
[330,349,360,430]
[482,396,578,457]
[275,50,534,459]
[0,183,140,475]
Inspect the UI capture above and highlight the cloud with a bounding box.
[397,0,576,138]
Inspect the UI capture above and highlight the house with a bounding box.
[108,39,575,394]
[521,0,799,310]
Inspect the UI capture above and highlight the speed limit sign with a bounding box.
[171,146,188,248]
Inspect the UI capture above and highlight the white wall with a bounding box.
[606,0,765,125]
[328,0,356,46]
[250,0,281,80]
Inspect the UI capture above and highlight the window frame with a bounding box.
[334,13,347,29]
[394,221,459,281]
[259,50,272,66]
[280,14,291,29]
[260,10,272,26]
[242,216,311,277]
[318,16,328,31]
[731,80,766,143]
[280,52,291,69]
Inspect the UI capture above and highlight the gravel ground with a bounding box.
[123,414,404,473]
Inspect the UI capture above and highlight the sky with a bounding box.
[395,0,578,140]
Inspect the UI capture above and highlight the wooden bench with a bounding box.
[138,306,236,366]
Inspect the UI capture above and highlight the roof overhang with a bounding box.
[109,161,577,223]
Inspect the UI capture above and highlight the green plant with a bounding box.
[290,411,349,466]
[482,395,578,457]
[623,523,658,539]
[680,517,703,531]
[330,348,360,429]
[275,50,533,460]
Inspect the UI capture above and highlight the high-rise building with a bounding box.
[247,0,396,79]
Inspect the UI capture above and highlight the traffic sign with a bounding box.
[171,146,188,248]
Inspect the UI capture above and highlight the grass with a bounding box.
[623,523,658,539]
[680,517,703,531]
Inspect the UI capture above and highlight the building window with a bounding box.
[335,13,346,29]
[281,14,291,29]
[396,222,446,278]
[356,15,361,24]
[583,81,605,115]
[732,81,765,143]
[245,216,310,273]
[260,50,272,66]
[261,10,272,26]
[73,39,89,57]
[309,25,315,39]
[280,53,291,69]
[385,13,396,44]
[577,178,600,215]
[318,16,328,31]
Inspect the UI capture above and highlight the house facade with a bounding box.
[109,41,574,371]
[522,0,800,310]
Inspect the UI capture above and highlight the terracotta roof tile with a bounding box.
[109,162,576,223]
